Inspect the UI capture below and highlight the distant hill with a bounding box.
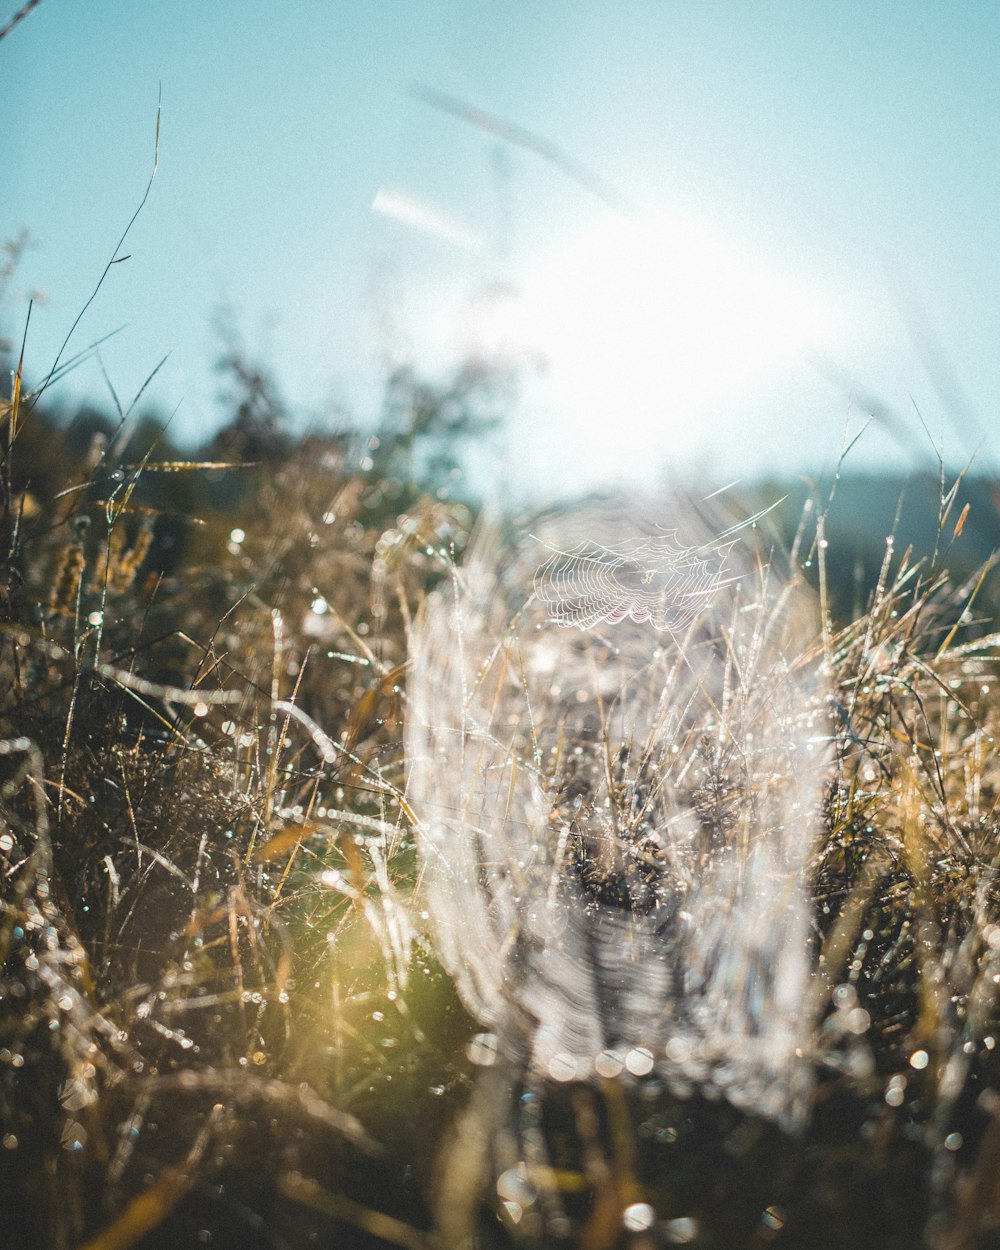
[746,470,1000,619]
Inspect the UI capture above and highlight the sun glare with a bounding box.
[458,213,836,483]
[516,214,833,417]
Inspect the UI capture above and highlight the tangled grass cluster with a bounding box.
[0,382,475,1249]
[3,361,1000,1250]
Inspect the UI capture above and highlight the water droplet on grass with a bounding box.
[626,1047,655,1076]
[762,1205,786,1230]
[467,1033,499,1066]
[665,1216,698,1243]
[595,1049,624,1078]
[623,1202,656,1232]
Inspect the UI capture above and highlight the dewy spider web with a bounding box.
[532,531,730,632]
[406,496,829,1138]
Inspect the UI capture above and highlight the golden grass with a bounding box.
[3,335,1000,1248]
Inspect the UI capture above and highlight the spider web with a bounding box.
[532,532,728,632]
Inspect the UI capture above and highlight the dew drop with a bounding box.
[626,1047,655,1077]
[497,1166,536,1207]
[762,1205,786,1231]
[623,1202,656,1232]
[665,1215,698,1243]
[595,1049,624,1078]
[547,1053,579,1082]
[466,1033,499,1067]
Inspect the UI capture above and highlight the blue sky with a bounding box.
[3,1,1000,493]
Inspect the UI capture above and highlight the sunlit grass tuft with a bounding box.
[3,316,1000,1249]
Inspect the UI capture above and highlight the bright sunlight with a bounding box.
[518,213,832,419]
[461,212,837,484]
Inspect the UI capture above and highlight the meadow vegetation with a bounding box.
[4,285,1000,1250]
